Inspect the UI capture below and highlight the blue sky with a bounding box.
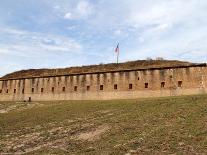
[0,0,207,76]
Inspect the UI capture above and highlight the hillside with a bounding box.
[1,60,195,79]
[0,95,207,154]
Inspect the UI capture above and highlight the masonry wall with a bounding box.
[0,66,206,101]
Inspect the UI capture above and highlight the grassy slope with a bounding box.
[0,95,207,154]
[1,60,192,79]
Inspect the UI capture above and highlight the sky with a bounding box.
[0,0,207,76]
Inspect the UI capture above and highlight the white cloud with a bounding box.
[63,0,93,20]
[85,0,207,62]
[0,27,82,57]
[67,25,77,30]
[0,28,27,35]
[113,29,122,36]
[53,5,60,9]
[0,26,86,76]
[138,37,145,43]
[0,0,207,76]
[64,12,72,19]
[76,0,92,17]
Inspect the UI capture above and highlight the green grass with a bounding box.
[0,95,207,154]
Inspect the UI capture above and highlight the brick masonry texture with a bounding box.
[0,63,206,101]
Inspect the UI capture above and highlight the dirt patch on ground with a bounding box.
[99,110,114,114]
[0,105,17,113]
[75,125,110,141]
[0,120,100,154]
[0,125,70,154]
[0,102,43,113]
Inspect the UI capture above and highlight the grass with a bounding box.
[0,94,207,154]
[2,59,191,79]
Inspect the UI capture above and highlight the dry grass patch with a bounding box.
[75,125,110,141]
[0,95,207,154]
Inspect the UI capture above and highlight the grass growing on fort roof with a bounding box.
[1,59,193,79]
[0,95,207,154]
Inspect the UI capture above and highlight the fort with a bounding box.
[0,60,206,101]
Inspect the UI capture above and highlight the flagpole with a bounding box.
[115,43,119,64]
[117,49,119,64]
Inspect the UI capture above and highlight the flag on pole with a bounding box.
[115,43,119,63]
[115,43,119,53]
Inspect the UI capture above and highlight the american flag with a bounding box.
[115,43,119,53]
